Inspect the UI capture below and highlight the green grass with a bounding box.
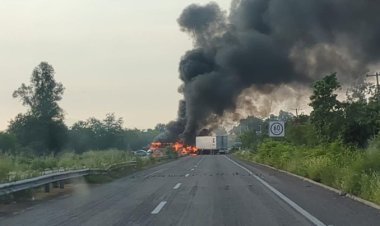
[235,137,380,205]
[0,149,137,183]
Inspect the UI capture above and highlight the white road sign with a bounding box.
[269,121,285,137]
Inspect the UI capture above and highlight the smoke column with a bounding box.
[158,0,380,144]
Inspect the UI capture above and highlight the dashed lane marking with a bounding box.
[151,201,167,214]
[144,169,165,179]
[173,183,182,190]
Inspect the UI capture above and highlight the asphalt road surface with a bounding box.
[2,155,380,226]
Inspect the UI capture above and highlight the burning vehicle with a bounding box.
[149,140,198,156]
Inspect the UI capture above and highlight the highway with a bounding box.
[1,155,380,226]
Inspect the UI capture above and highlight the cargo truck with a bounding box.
[195,135,228,155]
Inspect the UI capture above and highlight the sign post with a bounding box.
[269,121,285,137]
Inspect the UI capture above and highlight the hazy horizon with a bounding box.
[0,0,231,131]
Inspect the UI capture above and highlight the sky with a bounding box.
[0,0,231,131]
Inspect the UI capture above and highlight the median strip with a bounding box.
[151,201,167,214]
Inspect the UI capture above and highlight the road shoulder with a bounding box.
[230,155,380,226]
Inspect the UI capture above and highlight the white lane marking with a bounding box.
[144,169,164,179]
[191,168,194,171]
[173,183,182,190]
[194,165,198,168]
[185,173,190,177]
[224,156,327,226]
[151,201,167,214]
[196,157,204,166]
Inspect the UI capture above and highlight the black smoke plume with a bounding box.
[157,0,380,144]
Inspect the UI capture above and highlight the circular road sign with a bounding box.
[269,121,285,137]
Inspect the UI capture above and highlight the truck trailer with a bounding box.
[195,136,228,155]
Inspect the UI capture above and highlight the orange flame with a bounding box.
[150,141,162,151]
[150,140,198,155]
[172,142,184,151]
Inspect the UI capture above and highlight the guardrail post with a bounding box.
[59,181,64,189]
[44,183,50,193]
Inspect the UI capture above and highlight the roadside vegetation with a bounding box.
[0,62,169,184]
[0,62,165,155]
[0,148,168,183]
[0,149,139,183]
[234,73,380,205]
[236,137,380,204]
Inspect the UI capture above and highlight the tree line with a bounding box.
[0,62,165,154]
[2,62,378,154]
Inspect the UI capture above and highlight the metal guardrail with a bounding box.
[0,161,137,196]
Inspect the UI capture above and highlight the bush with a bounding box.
[165,147,178,159]
[0,154,13,182]
[30,155,58,170]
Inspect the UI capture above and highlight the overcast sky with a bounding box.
[0,0,231,130]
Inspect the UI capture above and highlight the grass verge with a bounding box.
[0,154,174,205]
[0,149,138,183]
[234,138,380,205]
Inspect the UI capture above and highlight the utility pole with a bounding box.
[366,72,380,94]
[292,108,302,117]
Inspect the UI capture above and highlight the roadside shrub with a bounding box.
[57,152,82,169]
[0,154,13,182]
[30,155,58,170]
[255,139,293,167]
[0,149,136,182]
[80,149,133,168]
[361,135,380,173]
[165,147,178,159]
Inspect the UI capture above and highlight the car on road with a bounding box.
[218,148,229,154]
[133,150,150,157]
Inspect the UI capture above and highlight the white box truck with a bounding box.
[196,136,228,155]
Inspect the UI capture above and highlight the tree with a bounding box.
[239,130,263,150]
[9,62,67,153]
[341,81,380,147]
[101,113,124,149]
[278,110,294,121]
[231,116,264,135]
[13,62,64,120]
[68,120,94,152]
[309,73,343,142]
[68,114,127,152]
[154,123,166,133]
[0,132,17,152]
[285,116,319,146]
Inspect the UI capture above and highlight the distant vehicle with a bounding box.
[133,150,150,157]
[196,136,228,155]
